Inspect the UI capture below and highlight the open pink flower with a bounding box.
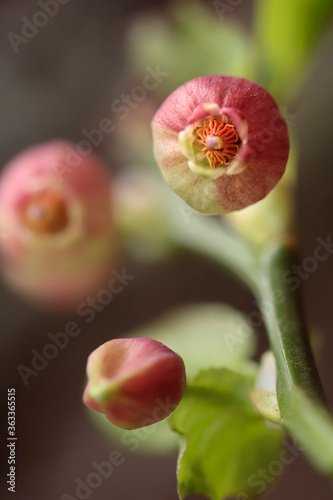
[83,337,186,430]
[152,76,289,214]
[0,141,114,311]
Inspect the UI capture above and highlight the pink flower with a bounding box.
[0,141,114,311]
[152,76,289,214]
[83,337,186,430]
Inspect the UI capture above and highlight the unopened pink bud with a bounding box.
[83,338,186,430]
[152,76,289,214]
[0,141,114,311]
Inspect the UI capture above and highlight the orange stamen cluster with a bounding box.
[193,116,239,168]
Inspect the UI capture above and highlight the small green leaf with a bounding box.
[89,304,257,454]
[170,368,284,500]
[255,0,333,99]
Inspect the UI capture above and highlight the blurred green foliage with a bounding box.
[126,1,255,95]
[255,0,333,100]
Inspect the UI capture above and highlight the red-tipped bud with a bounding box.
[83,338,186,430]
[152,75,289,214]
[0,141,114,311]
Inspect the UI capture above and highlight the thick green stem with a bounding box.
[258,242,324,404]
[257,241,333,473]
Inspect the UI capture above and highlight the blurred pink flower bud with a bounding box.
[0,141,114,311]
[83,337,186,430]
[152,75,289,214]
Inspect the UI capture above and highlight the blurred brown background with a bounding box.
[1,0,333,499]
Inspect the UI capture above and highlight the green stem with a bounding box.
[258,242,324,403]
[258,241,333,473]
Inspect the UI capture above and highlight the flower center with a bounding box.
[193,116,239,168]
[22,189,69,234]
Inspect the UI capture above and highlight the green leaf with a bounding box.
[127,1,255,95]
[255,0,333,99]
[89,304,257,454]
[170,368,284,500]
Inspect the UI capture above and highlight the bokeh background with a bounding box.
[1,0,333,499]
